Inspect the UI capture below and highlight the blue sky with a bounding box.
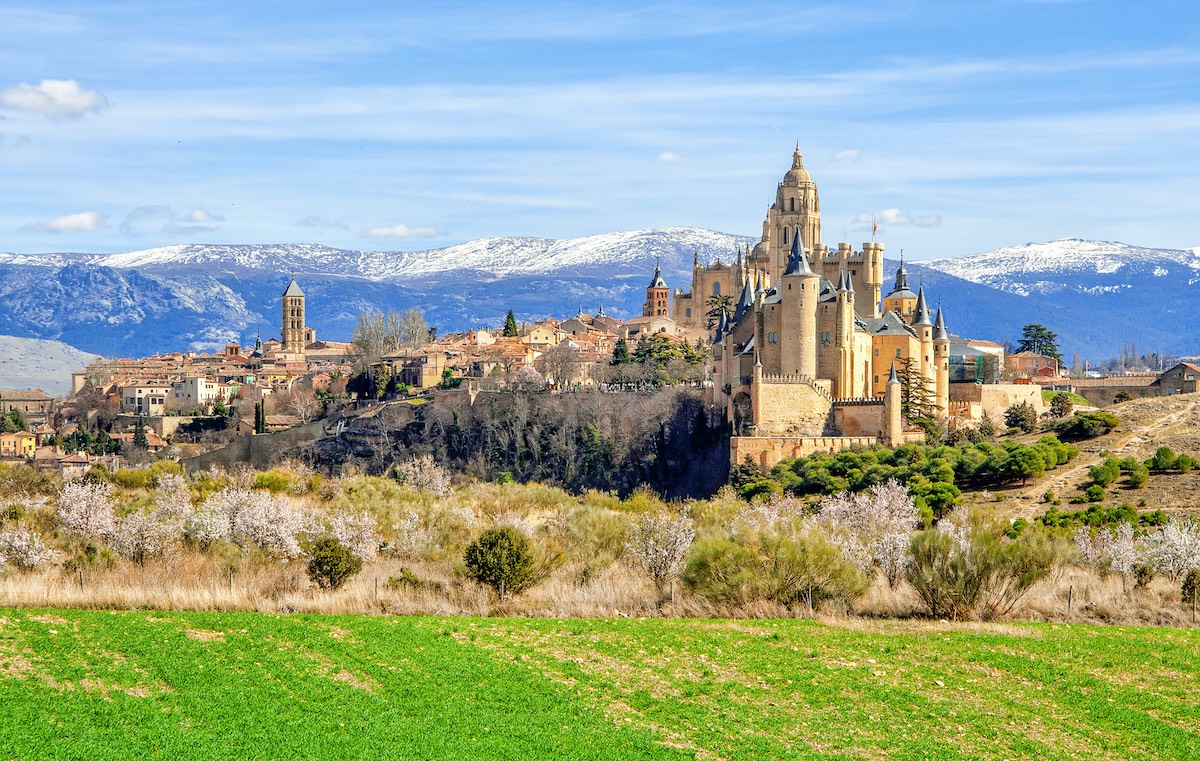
[1,1,1197,259]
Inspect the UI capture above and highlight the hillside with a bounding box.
[2,610,1196,760]
[0,233,1196,360]
[0,335,99,396]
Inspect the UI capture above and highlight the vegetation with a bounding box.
[1053,410,1120,440]
[1004,401,1038,433]
[464,526,541,599]
[1016,322,1062,362]
[2,610,1199,760]
[306,537,363,590]
[503,309,519,337]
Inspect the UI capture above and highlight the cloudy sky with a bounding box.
[1,1,1197,259]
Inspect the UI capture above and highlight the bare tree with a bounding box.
[535,343,582,388]
[352,308,430,362]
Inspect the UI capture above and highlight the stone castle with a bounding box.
[651,145,996,468]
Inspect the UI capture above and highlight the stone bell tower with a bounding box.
[281,277,306,354]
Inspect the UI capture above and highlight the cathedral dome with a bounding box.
[782,145,811,185]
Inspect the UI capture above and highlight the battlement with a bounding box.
[835,396,884,407]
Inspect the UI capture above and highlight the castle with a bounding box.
[656,145,974,468]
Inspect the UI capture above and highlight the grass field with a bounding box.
[1,610,1197,760]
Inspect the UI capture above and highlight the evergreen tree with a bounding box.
[1016,324,1062,362]
[133,415,149,449]
[503,309,519,337]
[612,337,632,364]
[895,358,937,421]
[255,400,267,434]
[705,294,734,328]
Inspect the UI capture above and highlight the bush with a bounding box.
[625,514,696,598]
[1004,402,1038,434]
[681,538,764,605]
[1054,411,1120,440]
[464,527,540,599]
[1049,393,1073,418]
[306,537,363,590]
[1182,568,1200,605]
[1084,485,1106,503]
[1126,464,1149,488]
[1088,458,1121,487]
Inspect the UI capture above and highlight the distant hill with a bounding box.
[0,232,1196,361]
[0,336,99,397]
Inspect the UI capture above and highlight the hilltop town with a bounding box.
[3,147,1198,481]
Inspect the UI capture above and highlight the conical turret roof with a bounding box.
[283,277,304,297]
[649,262,667,289]
[933,306,949,342]
[783,228,815,277]
[913,286,933,326]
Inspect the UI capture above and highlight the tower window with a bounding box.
[713,282,720,296]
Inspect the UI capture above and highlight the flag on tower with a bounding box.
[872,215,878,240]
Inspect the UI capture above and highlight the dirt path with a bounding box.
[1010,398,1200,520]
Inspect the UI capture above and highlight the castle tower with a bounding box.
[883,363,903,446]
[644,262,669,317]
[860,241,885,318]
[882,254,919,318]
[281,277,306,355]
[912,285,936,391]
[778,230,820,377]
[933,306,951,418]
[835,269,856,398]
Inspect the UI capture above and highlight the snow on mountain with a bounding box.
[0,336,99,396]
[924,239,1200,296]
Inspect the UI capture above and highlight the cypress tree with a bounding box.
[503,309,518,337]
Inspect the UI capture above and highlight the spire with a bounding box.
[754,350,762,368]
[733,270,755,323]
[692,248,700,269]
[283,277,304,297]
[793,141,803,168]
[888,362,899,385]
[836,269,847,292]
[844,266,855,297]
[649,259,667,289]
[892,252,910,294]
[783,227,814,277]
[597,303,606,317]
[755,270,765,295]
[933,306,949,342]
[913,285,933,326]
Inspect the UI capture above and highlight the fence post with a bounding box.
[1067,585,1073,616]
[374,577,379,600]
[78,568,84,592]
[229,570,233,593]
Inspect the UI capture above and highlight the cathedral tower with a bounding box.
[644,262,669,317]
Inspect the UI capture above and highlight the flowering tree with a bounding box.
[110,511,176,565]
[386,510,434,559]
[56,481,116,539]
[328,510,382,563]
[1075,523,1141,586]
[153,473,194,524]
[818,479,919,587]
[395,455,452,496]
[625,514,696,598]
[0,527,59,571]
[230,492,308,559]
[1141,518,1200,580]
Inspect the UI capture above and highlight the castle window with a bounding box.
[896,349,902,358]
[821,331,830,344]
[685,308,692,318]
[712,282,720,296]
[790,198,795,212]
[782,228,788,244]
[768,332,778,344]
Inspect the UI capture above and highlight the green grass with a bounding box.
[1043,389,1094,407]
[2,610,1197,760]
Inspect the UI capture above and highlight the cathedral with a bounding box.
[657,145,957,468]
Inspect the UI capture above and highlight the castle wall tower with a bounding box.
[860,241,885,318]
[933,307,951,418]
[835,271,856,398]
[779,234,820,377]
[912,286,936,392]
[883,363,903,446]
[281,278,306,354]
[644,263,670,317]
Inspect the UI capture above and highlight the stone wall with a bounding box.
[181,419,329,473]
[731,435,880,470]
[950,383,1045,421]
[753,378,832,436]
[833,401,885,437]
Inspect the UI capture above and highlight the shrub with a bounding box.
[252,471,292,493]
[1148,446,1178,471]
[1126,464,1149,488]
[56,481,116,540]
[907,513,1065,620]
[1182,568,1200,605]
[1054,411,1120,440]
[1088,458,1121,487]
[1004,402,1038,434]
[394,455,452,496]
[464,527,540,599]
[1049,393,1073,418]
[681,538,764,605]
[110,510,176,565]
[306,537,363,590]
[1084,485,1106,503]
[767,522,868,610]
[328,510,382,563]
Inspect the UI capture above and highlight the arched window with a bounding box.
[712,282,720,296]
[783,228,789,244]
[685,308,692,318]
[790,198,795,212]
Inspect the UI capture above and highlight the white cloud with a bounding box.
[851,208,941,229]
[362,223,442,239]
[0,79,109,118]
[831,149,861,162]
[915,215,942,227]
[657,151,690,163]
[24,210,106,233]
[187,208,224,223]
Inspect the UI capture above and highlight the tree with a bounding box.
[895,358,936,422]
[1016,324,1062,362]
[705,294,734,328]
[132,415,149,450]
[254,399,267,434]
[503,309,519,338]
[1004,401,1038,433]
[536,343,582,387]
[464,527,539,599]
[352,308,431,362]
[625,514,696,600]
[307,537,364,590]
[1049,393,1073,418]
[611,337,632,365]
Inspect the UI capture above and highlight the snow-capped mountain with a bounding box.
[0,336,99,396]
[0,232,1196,364]
[924,240,1200,296]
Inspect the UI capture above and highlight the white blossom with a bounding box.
[329,510,382,562]
[0,527,59,571]
[110,510,176,564]
[153,473,194,525]
[395,455,452,496]
[230,492,307,558]
[1142,518,1200,580]
[385,510,434,559]
[56,480,116,539]
[818,480,919,586]
[182,505,231,548]
[625,514,696,595]
[492,511,535,537]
